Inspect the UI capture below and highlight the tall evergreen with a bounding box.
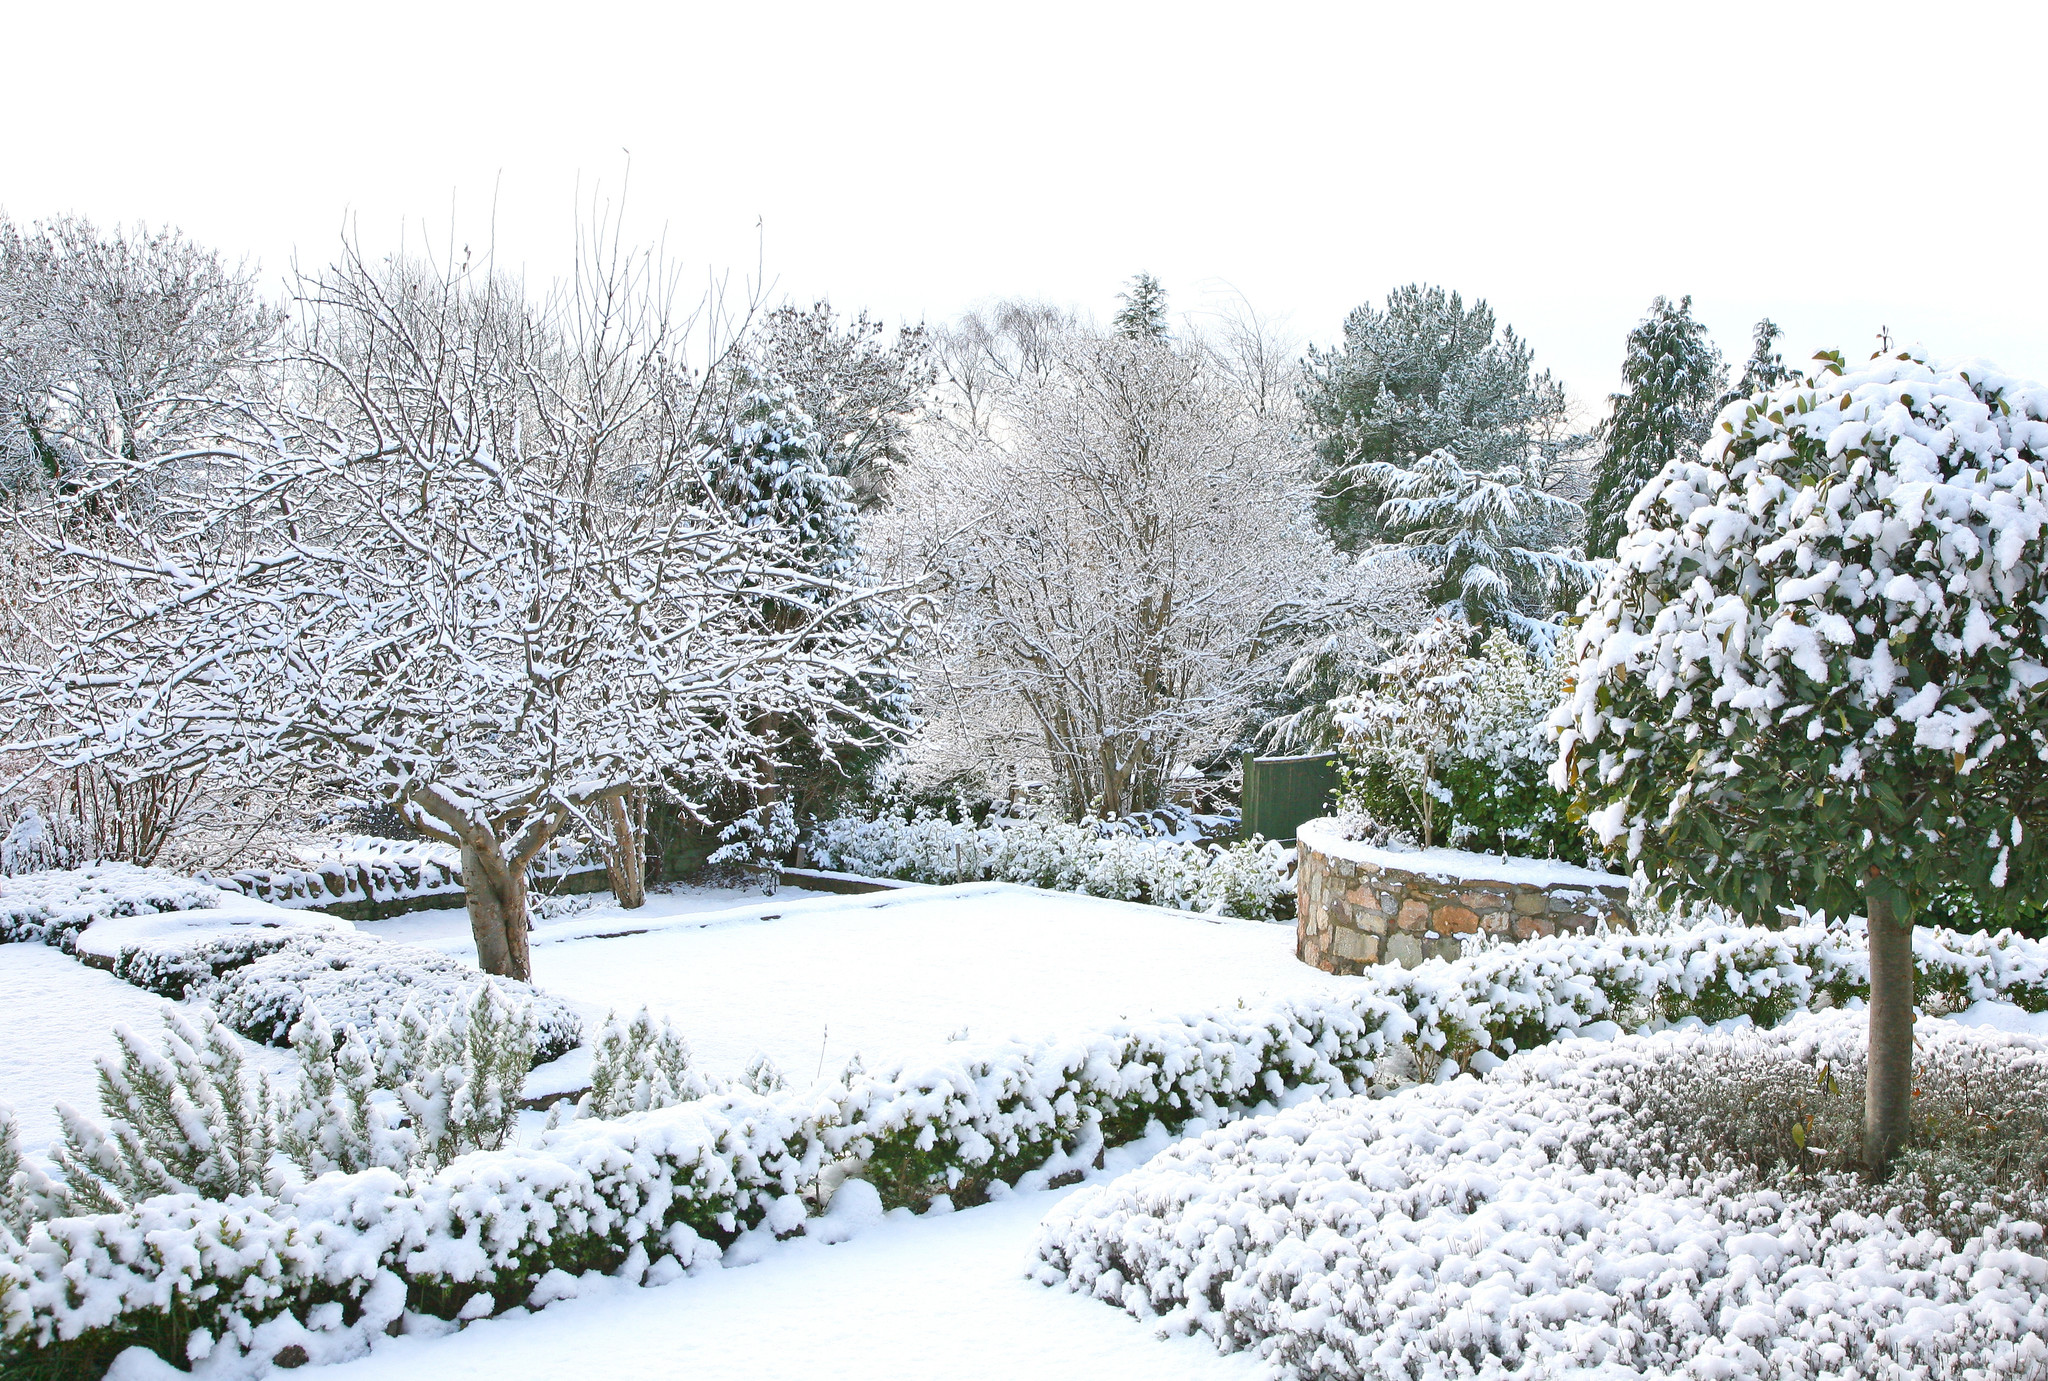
[1720,316,1794,408]
[1298,284,1576,551]
[1112,273,1169,340]
[1585,295,1726,558]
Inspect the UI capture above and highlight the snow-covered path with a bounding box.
[303,1138,1263,1381]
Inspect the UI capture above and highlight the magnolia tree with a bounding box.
[1552,352,2048,1171]
[2,244,908,979]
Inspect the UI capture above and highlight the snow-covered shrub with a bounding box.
[579,1008,719,1120]
[804,813,1294,920]
[706,800,798,875]
[1335,622,1584,861]
[1035,1012,2048,1381]
[200,833,602,918]
[0,862,220,948]
[113,926,582,1066]
[0,1112,62,1240]
[50,1009,274,1214]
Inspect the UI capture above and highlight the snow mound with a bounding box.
[114,927,584,1066]
[0,864,223,948]
[1034,1012,2048,1380]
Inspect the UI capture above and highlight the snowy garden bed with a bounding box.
[1034,1009,2048,1380]
[803,814,1293,920]
[6,908,2047,1375]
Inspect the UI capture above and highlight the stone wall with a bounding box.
[1294,819,1629,974]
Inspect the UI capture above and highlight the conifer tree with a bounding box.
[1299,285,1578,550]
[1721,317,1794,407]
[1585,295,1727,558]
[1113,273,1170,340]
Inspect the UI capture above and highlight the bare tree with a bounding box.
[927,299,1082,437]
[883,331,1356,819]
[2,238,910,977]
[0,213,274,501]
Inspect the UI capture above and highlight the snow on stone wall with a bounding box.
[1296,818,1628,972]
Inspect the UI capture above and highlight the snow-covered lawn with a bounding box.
[367,882,1353,1087]
[0,943,292,1156]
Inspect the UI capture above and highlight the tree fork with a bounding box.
[1863,885,1914,1176]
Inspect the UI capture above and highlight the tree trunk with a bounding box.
[1863,886,1914,1175]
[461,840,532,982]
[602,790,647,910]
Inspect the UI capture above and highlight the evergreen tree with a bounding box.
[1585,295,1726,558]
[1719,316,1794,409]
[1299,285,1578,550]
[1112,273,1169,340]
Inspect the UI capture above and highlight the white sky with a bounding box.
[5,0,2044,417]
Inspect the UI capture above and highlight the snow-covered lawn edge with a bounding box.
[0,865,584,1065]
[1034,1011,2048,1380]
[6,915,2047,1375]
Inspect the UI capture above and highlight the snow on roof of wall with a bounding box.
[1296,817,1627,891]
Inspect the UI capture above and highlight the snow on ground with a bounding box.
[268,1133,1264,1381]
[369,883,1359,1084]
[0,944,294,1157]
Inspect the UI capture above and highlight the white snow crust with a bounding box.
[1297,818,1626,890]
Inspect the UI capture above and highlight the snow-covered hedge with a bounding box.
[113,928,584,1067]
[805,814,1294,920]
[1035,1011,2048,1379]
[201,835,601,918]
[8,916,2047,1375]
[0,863,223,948]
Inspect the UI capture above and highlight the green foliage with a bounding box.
[1557,354,2048,926]
[51,1008,273,1213]
[1336,624,1585,861]
[1112,273,1169,340]
[1586,294,1727,557]
[1300,284,1579,550]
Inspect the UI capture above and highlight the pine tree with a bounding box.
[1112,273,1169,341]
[1721,317,1794,407]
[1300,285,1580,550]
[1585,295,1727,558]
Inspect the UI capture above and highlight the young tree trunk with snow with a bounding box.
[1863,887,1914,1174]
[600,789,647,911]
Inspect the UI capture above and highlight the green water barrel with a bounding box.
[1241,751,1340,844]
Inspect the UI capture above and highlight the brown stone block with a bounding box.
[1513,915,1553,940]
[1434,904,1480,934]
[1396,898,1431,932]
[1513,891,1549,916]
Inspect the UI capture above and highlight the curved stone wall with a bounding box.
[1294,818,1629,974]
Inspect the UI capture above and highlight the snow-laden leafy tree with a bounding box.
[1365,447,1593,645]
[1585,294,1726,557]
[1113,273,1170,341]
[0,244,910,979]
[1300,284,1580,549]
[884,332,1357,819]
[1552,352,2048,1171]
